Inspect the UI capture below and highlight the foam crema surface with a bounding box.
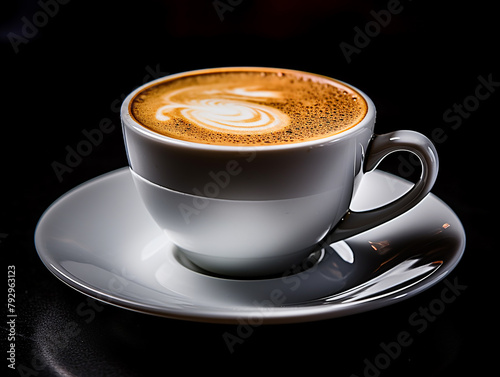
[130,68,368,146]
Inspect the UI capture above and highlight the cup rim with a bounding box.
[121,67,376,152]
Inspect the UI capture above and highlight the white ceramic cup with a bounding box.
[121,67,438,277]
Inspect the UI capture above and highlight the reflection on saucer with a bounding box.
[35,168,465,324]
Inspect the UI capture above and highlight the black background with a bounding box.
[1,0,497,376]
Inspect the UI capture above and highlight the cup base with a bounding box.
[178,245,319,279]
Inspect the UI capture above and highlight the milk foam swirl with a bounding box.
[155,86,289,133]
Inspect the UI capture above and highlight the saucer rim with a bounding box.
[34,167,466,324]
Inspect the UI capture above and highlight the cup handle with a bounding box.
[327,130,439,243]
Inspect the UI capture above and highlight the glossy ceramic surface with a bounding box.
[34,168,465,324]
[121,67,377,200]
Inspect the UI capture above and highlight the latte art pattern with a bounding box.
[155,87,289,133]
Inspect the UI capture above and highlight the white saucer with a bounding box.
[34,168,465,324]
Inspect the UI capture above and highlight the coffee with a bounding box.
[130,68,367,146]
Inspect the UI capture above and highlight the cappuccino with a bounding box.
[130,68,367,146]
